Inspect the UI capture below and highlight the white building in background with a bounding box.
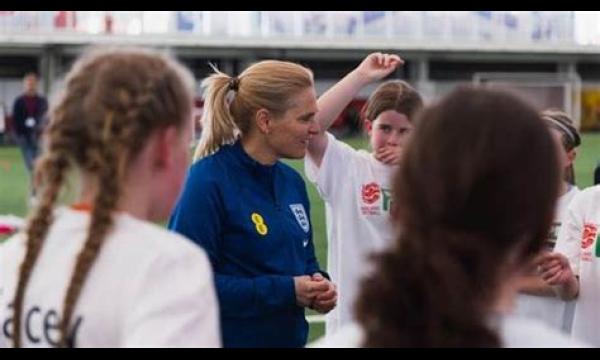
[0,11,579,45]
[3,11,600,131]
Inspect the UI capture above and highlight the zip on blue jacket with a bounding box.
[168,141,326,348]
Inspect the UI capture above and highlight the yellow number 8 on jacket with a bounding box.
[251,213,268,236]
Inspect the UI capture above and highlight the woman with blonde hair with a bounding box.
[0,47,220,347]
[169,60,336,348]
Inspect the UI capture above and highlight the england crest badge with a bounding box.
[289,203,310,233]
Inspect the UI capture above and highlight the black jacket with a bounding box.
[12,94,48,136]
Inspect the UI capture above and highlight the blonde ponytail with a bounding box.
[193,60,314,161]
[194,71,239,160]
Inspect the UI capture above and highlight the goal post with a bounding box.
[473,72,582,129]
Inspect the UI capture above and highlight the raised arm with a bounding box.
[307,52,404,167]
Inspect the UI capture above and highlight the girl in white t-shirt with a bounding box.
[539,128,600,346]
[514,110,581,333]
[305,53,424,335]
[314,86,586,348]
[0,47,220,347]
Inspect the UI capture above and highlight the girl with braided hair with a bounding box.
[0,47,220,347]
[314,87,586,347]
[514,109,581,334]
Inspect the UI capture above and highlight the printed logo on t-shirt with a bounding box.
[2,302,83,347]
[290,204,310,233]
[361,182,381,205]
[581,223,597,262]
[360,182,392,216]
[251,212,268,236]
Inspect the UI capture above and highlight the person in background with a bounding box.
[12,72,48,174]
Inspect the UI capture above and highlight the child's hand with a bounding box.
[536,252,574,286]
[374,145,403,165]
[355,52,404,84]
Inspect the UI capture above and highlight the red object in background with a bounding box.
[194,98,204,134]
[5,115,14,133]
[54,11,77,29]
[0,224,15,235]
[104,14,113,34]
[331,98,367,129]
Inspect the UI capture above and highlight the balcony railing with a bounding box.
[0,11,581,52]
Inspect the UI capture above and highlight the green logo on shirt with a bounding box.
[382,188,392,212]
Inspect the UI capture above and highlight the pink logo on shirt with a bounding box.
[582,223,597,249]
[361,182,381,205]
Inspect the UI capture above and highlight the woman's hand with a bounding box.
[309,273,337,314]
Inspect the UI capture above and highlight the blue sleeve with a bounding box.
[168,162,297,318]
[216,275,295,317]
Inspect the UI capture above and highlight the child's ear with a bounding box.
[364,119,373,135]
[567,148,577,165]
[152,126,179,170]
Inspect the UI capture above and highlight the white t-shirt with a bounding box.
[514,185,579,333]
[310,314,588,348]
[305,132,397,335]
[0,207,221,348]
[554,185,600,347]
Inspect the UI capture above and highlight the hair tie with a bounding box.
[228,77,240,92]
[543,115,579,147]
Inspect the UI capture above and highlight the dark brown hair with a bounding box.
[355,86,560,347]
[362,80,424,123]
[12,47,194,347]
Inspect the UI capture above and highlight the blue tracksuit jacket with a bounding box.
[168,141,325,348]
